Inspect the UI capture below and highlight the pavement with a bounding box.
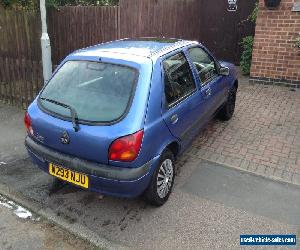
[0,196,95,250]
[0,80,299,249]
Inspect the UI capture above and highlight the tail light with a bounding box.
[109,130,144,162]
[24,112,33,135]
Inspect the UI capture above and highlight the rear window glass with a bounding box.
[39,61,138,123]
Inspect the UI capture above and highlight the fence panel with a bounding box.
[48,6,119,65]
[0,6,119,106]
[119,0,202,41]
[199,0,256,63]
[0,8,42,107]
[119,0,256,63]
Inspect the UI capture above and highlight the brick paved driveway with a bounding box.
[182,83,300,186]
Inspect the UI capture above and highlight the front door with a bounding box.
[187,46,226,115]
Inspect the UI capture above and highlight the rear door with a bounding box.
[161,51,209,146]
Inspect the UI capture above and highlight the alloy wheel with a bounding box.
[156,159,174,199]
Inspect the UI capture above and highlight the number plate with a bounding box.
[49,163,89,189]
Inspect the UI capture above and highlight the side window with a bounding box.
[188,47,218,85]
[163,52,196,106]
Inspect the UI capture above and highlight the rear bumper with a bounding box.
[25,136,158,198]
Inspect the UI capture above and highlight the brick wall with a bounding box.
[250,0,300,88]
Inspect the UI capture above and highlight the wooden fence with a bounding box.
[0,6,119,107]
[119,0,256,63]
[0,8,43,107]
[48,6,119,65]
[0,0,255,107]
[119,0,202,41]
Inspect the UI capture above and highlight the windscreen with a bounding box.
[39,61,137,123]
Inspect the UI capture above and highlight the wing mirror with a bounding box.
[219,66,230,76]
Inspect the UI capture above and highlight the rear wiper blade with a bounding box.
[40,97,80,132]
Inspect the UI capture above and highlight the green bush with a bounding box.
[296,37,300,49]
[240,1,258,75]
[248,2,258,23]
[240,36,254,76]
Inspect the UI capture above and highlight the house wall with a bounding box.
[250,0,300,88]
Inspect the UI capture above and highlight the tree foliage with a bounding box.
[0,0,118,9]
[47,0,118,8]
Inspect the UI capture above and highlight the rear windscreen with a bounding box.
[39,61,138,123]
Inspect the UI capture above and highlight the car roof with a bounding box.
[72,38,199,59]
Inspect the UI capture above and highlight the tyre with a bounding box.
[218,86,237,121]
[144,149,175,206]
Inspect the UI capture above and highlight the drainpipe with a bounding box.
[40,0,52,84]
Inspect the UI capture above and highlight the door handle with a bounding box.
[205,88,212,97]
[170,114,178,124]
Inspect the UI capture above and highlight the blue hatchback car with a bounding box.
[25,38,238,206]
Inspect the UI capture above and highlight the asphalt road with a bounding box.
[0,157,299,249]
[0,103,299,249]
